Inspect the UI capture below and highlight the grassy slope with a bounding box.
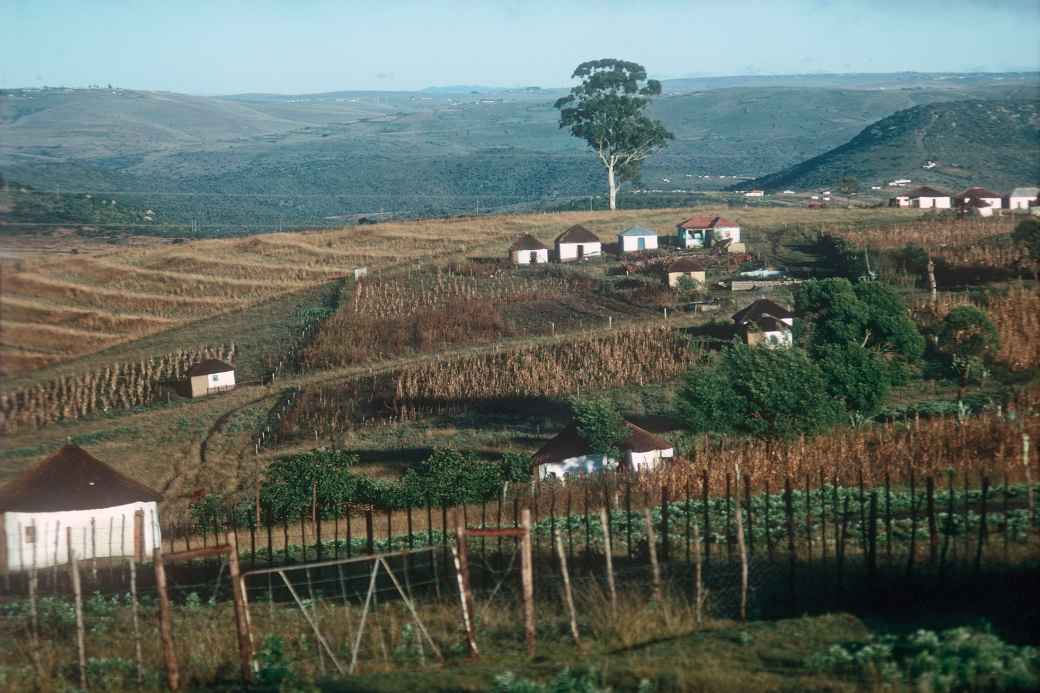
[744,100,1040,193]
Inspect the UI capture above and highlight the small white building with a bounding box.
[958,187,1003,210]
[733,299,794,348]
[666,257,707,288]
[533,421,675,480]
[187,359,235,397]
[1007,187,1039,211]
[509,234,550,265]
[618,226,659,253]
[676,215,740,248]
[907,186,951,209]
[554,225,602,262]
[0,445,163,573]
[732,299,795,328]
[958,197,996,218]
[744,190,765,198]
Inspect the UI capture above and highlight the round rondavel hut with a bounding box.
[0,444,162,573]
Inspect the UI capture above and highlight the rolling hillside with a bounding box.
[741,100,1040,193]
[1,74,1036,229]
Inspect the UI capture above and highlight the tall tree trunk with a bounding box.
[607,164,618,211]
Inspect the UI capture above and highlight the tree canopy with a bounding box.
[570,396,627,458]
[554,59,672,210]
[1012,218,1040,261]
[676,344,844,439]
[936,305,1000,400]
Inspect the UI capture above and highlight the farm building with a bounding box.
[957,187,1003,210]
[732,298,795,327]
[907,186,951,209]
[957,197,996,218]
[187,359,235,397]
[1007,187,1038,210]
[665,257,707,288]
[676,215,741,249]
[744,190,765,198]
[740,316,793,348]
[509,234,550,265]
[0,445,163,573]
[618,226,659,253]
[533,421,674,480]
[554,225,602,262]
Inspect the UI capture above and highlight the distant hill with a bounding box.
[739,100,1040,193]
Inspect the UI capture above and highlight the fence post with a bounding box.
[940,469,954,580]
[520,509,536,658]
[926,476,937,568]
[129,559,143,685]
[725,472,733,562]
[733,470,749,623]
[744,473,754,559]
[642,508,663,602]
[819,469,828,563]
[154,547,180,691]
[867,492,878,588]
[884,472,892,564]
[598,507,617,616]
[69,547,88,692]
[227,531,254,684]
[836,497,850,602]
[692,519,703,626]
[804,474,813,564]
[451,527,479,658]
[702,470,712,566]
[1023,434,1034,530]
[365,510,374,554]
[660,485,670,563]
[625,477,633,558]
[554,528,580,646]
[975,476,990,574]
[783,476,796,608]
[764,478,773,562]
[906,466,918,578]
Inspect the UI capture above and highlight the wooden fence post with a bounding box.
[155,548,180,691]
[642,508,663,602]
[129,559,143,685]
[451,527,479,658]
[1022,434,1035,530]
[69,547,88,691]
[975,476,990,574]
[226,531,254,683]
[926,476,938,567]
[906,467,918,578]
[554,528,580,646]
[783,477,796,608]
[520,509,535,658]
[733,469,748,623]
[692,519,703,626]
[867,492,878,587]
[660,485,670,563]
[598,507,617,616]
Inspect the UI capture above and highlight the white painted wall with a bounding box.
[1010,195,1037,210]
[710,227,741,245]
[619,235,659,252]
[537,454,617,480]
[3,501,161,572]
[626,448,673,472]
[512,249,549,265]
[557,242,602,261]
[913,196,951,209]
[678,230,706,248]
[763,330,793,348]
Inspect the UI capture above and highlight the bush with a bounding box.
[493,667,615,693]
[806,626,1040,692]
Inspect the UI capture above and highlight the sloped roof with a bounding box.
[619,226,657,237]
[908,186,948,198]
[668,257,707,273]
[732,299,794,325]
[533,420,672,467]
[959,198,992,208]
[187,359,234,377]
[1010,187,1039,197]
[0,445,162,512]
[510,234,549,252]
[678,215,739,230]
[555,225,601,245]
[958,187,1002,199]
[745,316,791,332]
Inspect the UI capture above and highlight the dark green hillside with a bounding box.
[741,100,1040,192]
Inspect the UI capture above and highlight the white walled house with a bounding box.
[676,215,740,248]
[732,298,795,328]
[0,445,163,573]
[733,299,795,348]
[958,187,1003,210]
[907,186,951,209]
[533,421,674,480]
[509,234,550,265]
[618,226,659,253]
[1008,187,1038,210]
[554,225,602,262]
[187,359,235,398]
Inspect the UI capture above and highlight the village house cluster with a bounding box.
[889,185,1039,216]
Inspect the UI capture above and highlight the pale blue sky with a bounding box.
[3,0,1038,94]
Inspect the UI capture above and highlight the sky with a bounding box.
[3,0,1039,94]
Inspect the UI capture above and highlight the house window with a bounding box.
[211,374,220,383]
[25,526,35,544]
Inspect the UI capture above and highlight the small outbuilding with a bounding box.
[617,226,659,253]
[957,197,995,218]
[187,359,235,398]
[958,187,1003,210]
[733,299,795,349]
[1007,186,1039,211]
[509,234,550,265]
[907,186,951,209]
[665,257,707,288]
[676,216,741,248]
[732,299,795,327]
[554,225,602,262]
[0,445,163,572]
[533,421,674,480]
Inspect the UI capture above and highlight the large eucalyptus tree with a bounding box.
[554,59,673,210]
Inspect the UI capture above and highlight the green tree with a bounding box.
[1012,217,1040,261]
[261,450,358,520]
[676,344,843,439]
[570,396,628,458]
[936,306,1000,400]
[838,176,860,194]
[401,448,502,506]
[554,59,673,210]
[816,343,891,417]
